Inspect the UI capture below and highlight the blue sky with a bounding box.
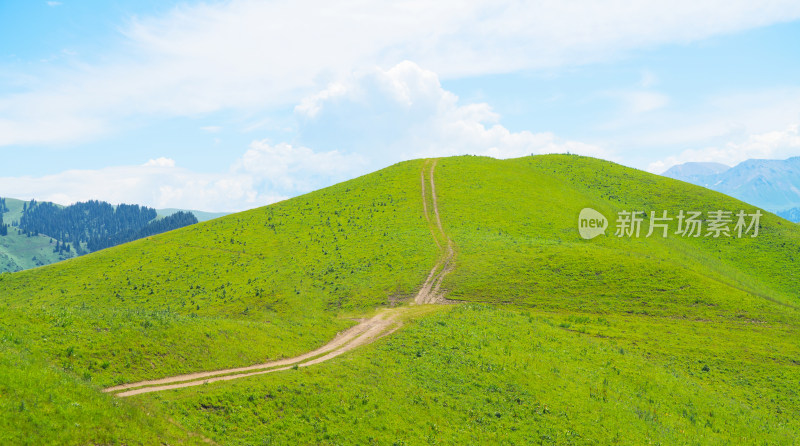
[1,1,800,211]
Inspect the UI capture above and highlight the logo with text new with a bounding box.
[578,208,607,240]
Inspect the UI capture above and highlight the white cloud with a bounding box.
[296,61,611,162]
[0,143,364,212]
[143,157,176,167]
[295,83,349,119]
[0,163,252,212]
[599,86,800,173]
[0,61,607,211]
[3,0,800,146]
[648,123,800,173]
[233,140,367,192]
[46,1,62,7]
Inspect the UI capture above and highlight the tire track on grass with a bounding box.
[104,159,454,397]
[104,310,400,397]
[414,159,456,304]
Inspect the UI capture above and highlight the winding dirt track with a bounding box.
[413,159,455,304]
[105,310,400,397]
[104,159,453,397]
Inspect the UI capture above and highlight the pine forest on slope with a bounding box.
[0,197,198,273]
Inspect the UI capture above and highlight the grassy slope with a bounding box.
[435,155,799,319]
[1,155,799,444]
[149,304,799,445]
[0,198,77,272]
[0,159,436,444]
[141,156,800,445]
[0,336,205,445]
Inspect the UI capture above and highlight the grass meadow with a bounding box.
[1,155,798,444]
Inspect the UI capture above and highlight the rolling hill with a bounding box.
[0,155,798,444]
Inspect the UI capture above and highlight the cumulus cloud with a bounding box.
[0,60,612,211]
[233,140,367,191]
[0,143,364,212]
[648,123,800,173]
[0,61,606,211]
[0,163,252,211]
[296,61,611,162]
[3,0,800,146]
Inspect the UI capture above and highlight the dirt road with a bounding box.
[414,159,455,304]
[105,159,454,397]
[104,310,400,397]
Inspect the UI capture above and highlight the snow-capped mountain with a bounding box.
[662,157,800,222]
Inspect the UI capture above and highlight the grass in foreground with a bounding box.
[142,303,800,445]
[0,336,205,445]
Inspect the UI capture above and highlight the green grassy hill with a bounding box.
[436,156,799,318]
[0,155,798,444]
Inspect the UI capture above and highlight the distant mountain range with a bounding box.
[662,157,800,222]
